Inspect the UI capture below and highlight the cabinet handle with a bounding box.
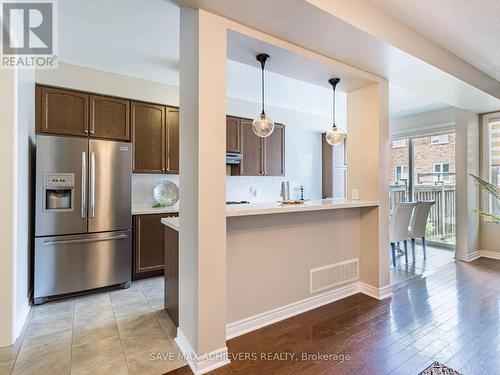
[81,152,86,218]
[90,152,96,218]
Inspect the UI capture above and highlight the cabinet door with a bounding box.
[164,226,179,326]
[166,107,179,174]
[90,95,130,141]
[39,86,89,137]
[133,214,167,279]
[226,116,241,153]
[264,123,285,176]
[239,119,264,176]
[132,102,166,173]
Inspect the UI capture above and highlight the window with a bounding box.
[395,165,409,183]
[431,135,449,145]
[488,120,500,216]
[434,163,450,182]
[392,139,407,148]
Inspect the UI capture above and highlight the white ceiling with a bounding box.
[177,0,500,114]
[58,0,180,86]
[57,0,488,120]
[389,86,449,119]
[227,31,373,93]
[370,0,500,82]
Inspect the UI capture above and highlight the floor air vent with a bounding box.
[310,259,359,294]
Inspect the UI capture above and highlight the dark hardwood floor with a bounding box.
[165,258,500,375]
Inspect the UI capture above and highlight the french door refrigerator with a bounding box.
[34,135,132,304]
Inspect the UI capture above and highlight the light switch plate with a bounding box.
[351,189,359,200]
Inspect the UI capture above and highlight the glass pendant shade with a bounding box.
[252,113,274,137]
[326,126,346,145]
[253,53,273,137]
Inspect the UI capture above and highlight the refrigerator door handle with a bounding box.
[43,234,128,246]
[90,152,95,218]
[81,152,87,218]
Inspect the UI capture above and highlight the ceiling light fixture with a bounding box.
[252,53,274,138]
[325,78,346,146]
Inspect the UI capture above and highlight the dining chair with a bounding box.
[409,201,435,260]
[389,202,417,267]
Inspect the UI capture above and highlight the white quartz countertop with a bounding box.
[225,199,378,217]
[132,203,179,215]
[161,216,180,231]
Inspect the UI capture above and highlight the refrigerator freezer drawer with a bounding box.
[34,231,131,303]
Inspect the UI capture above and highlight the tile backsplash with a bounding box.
[132,174,179,204]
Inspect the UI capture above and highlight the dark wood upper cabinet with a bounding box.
[90,95,130,141]
[264,123,285,176]
[239,119,265,176]
[166,107,179,174]
[132,101,166,173]
[226,116,241,153]
[38,86,89,137]
[233,119,285,176]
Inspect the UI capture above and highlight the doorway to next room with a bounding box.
[389,131,456,284]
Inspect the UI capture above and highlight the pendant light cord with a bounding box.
[329,78,339,129]
[261,61,265,116]
[332,84,336,128]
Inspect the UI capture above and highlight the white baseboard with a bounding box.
[359,282,393,300]
[175,328,230,375]
[226,282,391,340]
[14,297,31,341]
[478,250,500,260]
[461,250,500,262]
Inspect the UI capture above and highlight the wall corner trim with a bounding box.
[175,328,230,375]
[359,282,393,300]
[14,297,31,341]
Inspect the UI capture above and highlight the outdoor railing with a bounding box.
[389,184,456,241]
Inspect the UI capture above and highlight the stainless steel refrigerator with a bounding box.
[34,135,132,304]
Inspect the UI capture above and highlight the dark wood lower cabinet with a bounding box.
[132,213,177,280]
[164,225,179,326]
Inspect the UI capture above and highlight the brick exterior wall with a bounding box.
[389,134,456,185]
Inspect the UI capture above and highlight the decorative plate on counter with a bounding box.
[153,181,179,207]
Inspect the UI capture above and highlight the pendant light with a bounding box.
[325,78,346,146]
[252,53,274,137]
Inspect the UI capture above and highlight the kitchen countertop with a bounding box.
[159,199,379,227]
[132,202,179,215]
[225,199,378,217]
[161,216,179,231]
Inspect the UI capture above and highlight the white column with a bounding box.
[347,82,390,294]
[455,109,480,260]
[177,8,229,373]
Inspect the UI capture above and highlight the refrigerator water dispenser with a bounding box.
[44,173,74,211]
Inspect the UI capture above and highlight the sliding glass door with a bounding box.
[389,133,456,246]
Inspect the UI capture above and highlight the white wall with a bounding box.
[389,107,455,139]
[0,70,16,347]
[0,68,34,347]
[14,70,35,338]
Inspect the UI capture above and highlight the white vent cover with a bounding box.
[310,259,359,294]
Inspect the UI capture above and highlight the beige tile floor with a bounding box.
[0,277,186,375]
